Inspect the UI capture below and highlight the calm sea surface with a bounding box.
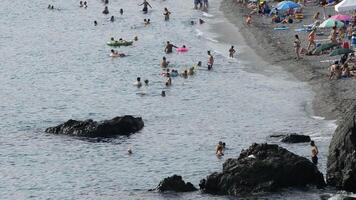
[0,0,336,199]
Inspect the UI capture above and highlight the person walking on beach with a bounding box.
[163,8,171,21]
[229,46,236,58]
[294,34,301,60]
[139,0,152,14]
[307,29,316,52]
[165,41,177,54]
[246,15,252,25]
[207,51,214,70]
[310,141,319,165]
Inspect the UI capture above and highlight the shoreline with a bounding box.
[218,0,356,122]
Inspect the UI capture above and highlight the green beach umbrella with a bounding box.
[319,19,344,28]
[314,43,338,54]
[329,48,354,56]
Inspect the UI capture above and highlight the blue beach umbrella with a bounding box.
[276,1,301,10]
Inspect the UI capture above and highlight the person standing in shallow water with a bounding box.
[163,8,171,21]
[165,41,177,54]
[310,141,319,165]
[229,46,236,58]
[139,0,152,14]
[207,50,214,70]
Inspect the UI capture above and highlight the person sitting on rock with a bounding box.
[310,141,319,165]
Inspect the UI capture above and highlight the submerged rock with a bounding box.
[45,116,144,137]
[199,143,325,196]
[153,175,197,192]
[327,105,356,192]
[281,133,311,143]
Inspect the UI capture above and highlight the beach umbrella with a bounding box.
[329,48,354,56]
[276,1,301,10]
[319,19,344,28]
[314,43,338,54]
[335,0,356,12]
[330,14,352,22]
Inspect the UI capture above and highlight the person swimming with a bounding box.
[144,19,150,25]
[216,141,224,156]
[163,8,171,21]
[134,77,142,88]
[120,9,124,15]
[94,21,98,26]
[104,0,109,4]
[83,1,87,8]
[310,141,319,165]
[103,6,109,14]
[181,70,188,78]
[144,79,149,86]
[110,16,115,22]
[110,49,125,57]
[134,36,138,41]
[80,1,83,7]
[139,0,152,14]
[199,19,205,24]
[190,21,195,25]
[161,91,166,97]
[165,74,172,86]
[165,41,177,54]
[160,57,169,68]
[229,46,236,58]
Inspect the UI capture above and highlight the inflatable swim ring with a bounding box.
[177,47,189,52]
[107,41,133,47]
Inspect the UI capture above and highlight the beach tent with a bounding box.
[335,0,356,12]
[319,18,344,28]
[276,1,301,10]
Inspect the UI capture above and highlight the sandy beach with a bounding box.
[220,0,356,121]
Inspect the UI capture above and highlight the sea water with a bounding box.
[0,0,336,199]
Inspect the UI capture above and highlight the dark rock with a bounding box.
[199,143,325,196]
[281,133,311,143]
[153,175,197,192]
[45,116,144,137]
[327,105,356,192]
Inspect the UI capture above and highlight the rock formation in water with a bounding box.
[199,143,325,196]
[45,116,144,137]
[152,175,197,192]
[327,105,356,192]
[280,133,311,143]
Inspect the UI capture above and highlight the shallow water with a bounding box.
[0,0,336,199]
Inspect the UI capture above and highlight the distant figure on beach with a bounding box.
[94,21,98,26]
[307,29,316,52]
[310,141,318,165]
[139,0,152,14]
[110,16,115,22]
[134,77,142,88]
[293,34,301,60]
[161,57,170,68]
[163,8,171,21]
[313,12,320,21]
[207,51,214,70]
[329,26,337,44]
[246,15,252,25]
[165,41,177,54]
[216,141,224,156]
[120,9,124,15]
[229,46,236,58]
[103,6,109,14]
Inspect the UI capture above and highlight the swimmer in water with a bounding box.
[134,77,142,88]
[161,91,166,97]
[166,74,172,86]
[188,67,194,75]
[181,70,188,78]
[110,49,125,57]
[163,8,171,21]
[310,141,319,165]
[139,0,152,14]
[216,141,224,156]
[94,21,98,26]
[190,21,195,25]
[103,6,109,14]
[207,51,214,70]
[83,1,87,8]
[229,46,236,58]
[134,36,138,41]
[104,0,109,4]
[144,19,150,25]
[128,148,132,154]
[80,1,83,7]
[144,79,149,86]
[160,57,170,68]
[199,19,205,24]
[165,41,177,54]
[120,9,123,15]
[110,16,115,22]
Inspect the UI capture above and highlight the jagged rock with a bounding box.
[45,116,144,137]
[281,133,311,143]
[199,143,325,196]
[153,175,197,192]
[327,104,356,192]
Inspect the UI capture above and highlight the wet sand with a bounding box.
[219,0,356,121]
